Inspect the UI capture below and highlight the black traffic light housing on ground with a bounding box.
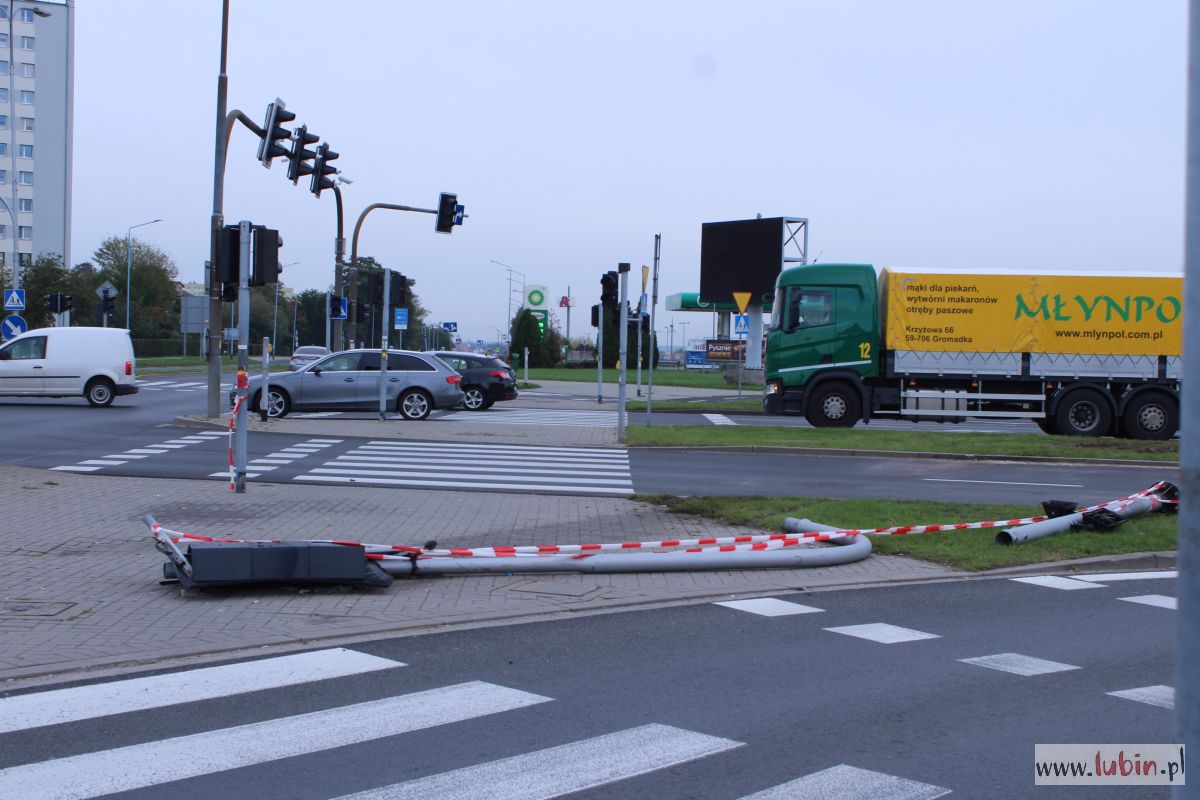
[435,192,458,234]
[310,143,339,198]
[257,99,295,168]
[600,271,619,310]
[286,125,319,185]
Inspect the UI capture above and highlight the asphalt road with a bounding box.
[0,574,1177,799]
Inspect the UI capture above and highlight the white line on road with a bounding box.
[1118,594,1177,610]
[77,459,127,466]
[0,681,551,800]
[1107,685,1175,709]
[824,623,941,644]
[736,764,951,800]
[123,448,170,455]
[48,465,100,472]
[296,474,632,494]
[310,467,633,486]
[0,648,404,734]
[330,723,743,800]
[1010,576,1104,591]
[703,413,737,426]
[1077,571,1177,582]
[923,478,1084,488]
[958,652,1080,676]
[714,598,825,617]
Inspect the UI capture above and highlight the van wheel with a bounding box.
[85,378,115,407]
[1053,388,1112,436]
[398,389,432,420]
[806,382,861,428]
[1121,391,1178,440]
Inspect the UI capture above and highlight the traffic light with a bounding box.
[286,124,319,185]
[250,226,282,286]
[600,271,618,310]
[310,143,339,198]
[42,293,54,312]
[390,272,408,306]
[257,99,295,169]
[590,304,600,328]
[216,225,240,299]
[435,192,458,234]
[101,291,115,314]
[61,294,72,312]
[367,272,383,306]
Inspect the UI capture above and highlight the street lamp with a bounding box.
[125,218,162,329]
[490,259,525,338]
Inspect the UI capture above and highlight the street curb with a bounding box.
[629,445,1177,468]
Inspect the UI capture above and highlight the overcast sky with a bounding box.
[73,1,1186,346]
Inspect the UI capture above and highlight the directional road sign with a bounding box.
[3,314,28,339]
[734,313,750,335]
[394,307,409,331]
[3,289,25,311]
[442,321,458,333]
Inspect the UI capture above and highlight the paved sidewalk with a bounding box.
[0,463,953,685]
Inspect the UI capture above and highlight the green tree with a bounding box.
[295,288,328,348]
[90,236,180,338]
[18,254,69,328]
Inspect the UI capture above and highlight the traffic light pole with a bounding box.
[331,185,346,351]
[617,262,630,443]
[646,234,661,424]
[378,269,391,420]
[232,220,252,493]
[596,306,604,403]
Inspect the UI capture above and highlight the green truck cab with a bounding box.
[764,264,880,424]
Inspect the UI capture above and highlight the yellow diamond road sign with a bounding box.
[732,292,752,314]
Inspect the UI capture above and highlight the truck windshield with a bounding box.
[770,283,786,330]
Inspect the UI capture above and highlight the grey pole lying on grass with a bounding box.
[377,520,870,577]
[996,495,1162,545]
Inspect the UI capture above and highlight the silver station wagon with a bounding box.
[235,349,463,420]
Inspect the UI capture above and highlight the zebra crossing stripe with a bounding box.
[0,648,403,735]
[334,454,628,471]
[311,467,632,487]
[735,764,950,800]
[48,465,100,472]
[329,723,743,800]
[1107,685,1175,709]
[296,474,633,494]
[330,458,630,477]
[0,681,551,800]
[703,413,737,426]
[363,441,627,457]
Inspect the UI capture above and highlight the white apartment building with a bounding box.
[3,0,72,284]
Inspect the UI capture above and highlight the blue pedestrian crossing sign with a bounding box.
[2,313,27,339]
[734,313,750,335]
[3,289,25,311]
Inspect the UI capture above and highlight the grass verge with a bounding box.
[637,493,1177,571]
[625,425,1177,462]
[528,367,762,391]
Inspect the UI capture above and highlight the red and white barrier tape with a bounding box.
[150,482,1173,559]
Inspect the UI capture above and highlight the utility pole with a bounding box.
[646,234,660,423]
[617,262,630,443]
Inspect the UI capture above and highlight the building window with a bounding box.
[0,225,6,239]
[18,198,30,212]
[19,117,32,132]
[0,170,8,183]
[0,7,7,20]
[0,144,7,158]
[19,90,33,105]
[18,8,34,22]
[18,171,32,185]
[18,226,31,240]
[18,253,30,267]
[0,89,8,104]
[0,34,8,48]
[21,62,33,78]
[0,116,7,131]
[19,36,34,51]
[18,144,31,159]
[0,62,8,76]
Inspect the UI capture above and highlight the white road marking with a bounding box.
[714,598,825,617]
[111,454,146,459]
[1107,685,1175,709]
[293,412,342,418]
[330,457,629,476]
[296,474,633,494]
[1010,576,1104,591]
[135,380,172,386]
[958,652,1080,676]
[736,764,951,800]
[209,472,261,478]
[923,478,1084,488]
[703,413,737,426]
[49,465,101,472]
[0,681,551,800]
[365,440,627,457]
[0,648,405,734]
[331,723,743,800]
[150,443,188,449]
[1079,571,1177,582]
[309,467,632,487]
[1118,594,1177,610]
[306,438,344,443]
[162,439,203,445]
[249,459,291,466]
[824,623,941,644]
[77,459,127,466]
[124,449,169,455]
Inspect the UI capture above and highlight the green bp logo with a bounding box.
[526,289,545,307]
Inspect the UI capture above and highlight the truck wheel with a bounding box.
[1121,392,1178,440]
[1035,417,1059,435]
[806,382,861,428]
[1053,388,1112,436]
[85,378,115,407]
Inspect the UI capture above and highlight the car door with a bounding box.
[356,351,407,409]
[296,352,364,410]
[0,334,48,394]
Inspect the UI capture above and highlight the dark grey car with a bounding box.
[237,349,464,420]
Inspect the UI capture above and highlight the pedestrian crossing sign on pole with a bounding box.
[3,288,24,311]
[734,314,750,335]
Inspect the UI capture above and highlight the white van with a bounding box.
[0,326,139,406]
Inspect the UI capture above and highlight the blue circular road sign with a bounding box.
[2,313,28,339]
